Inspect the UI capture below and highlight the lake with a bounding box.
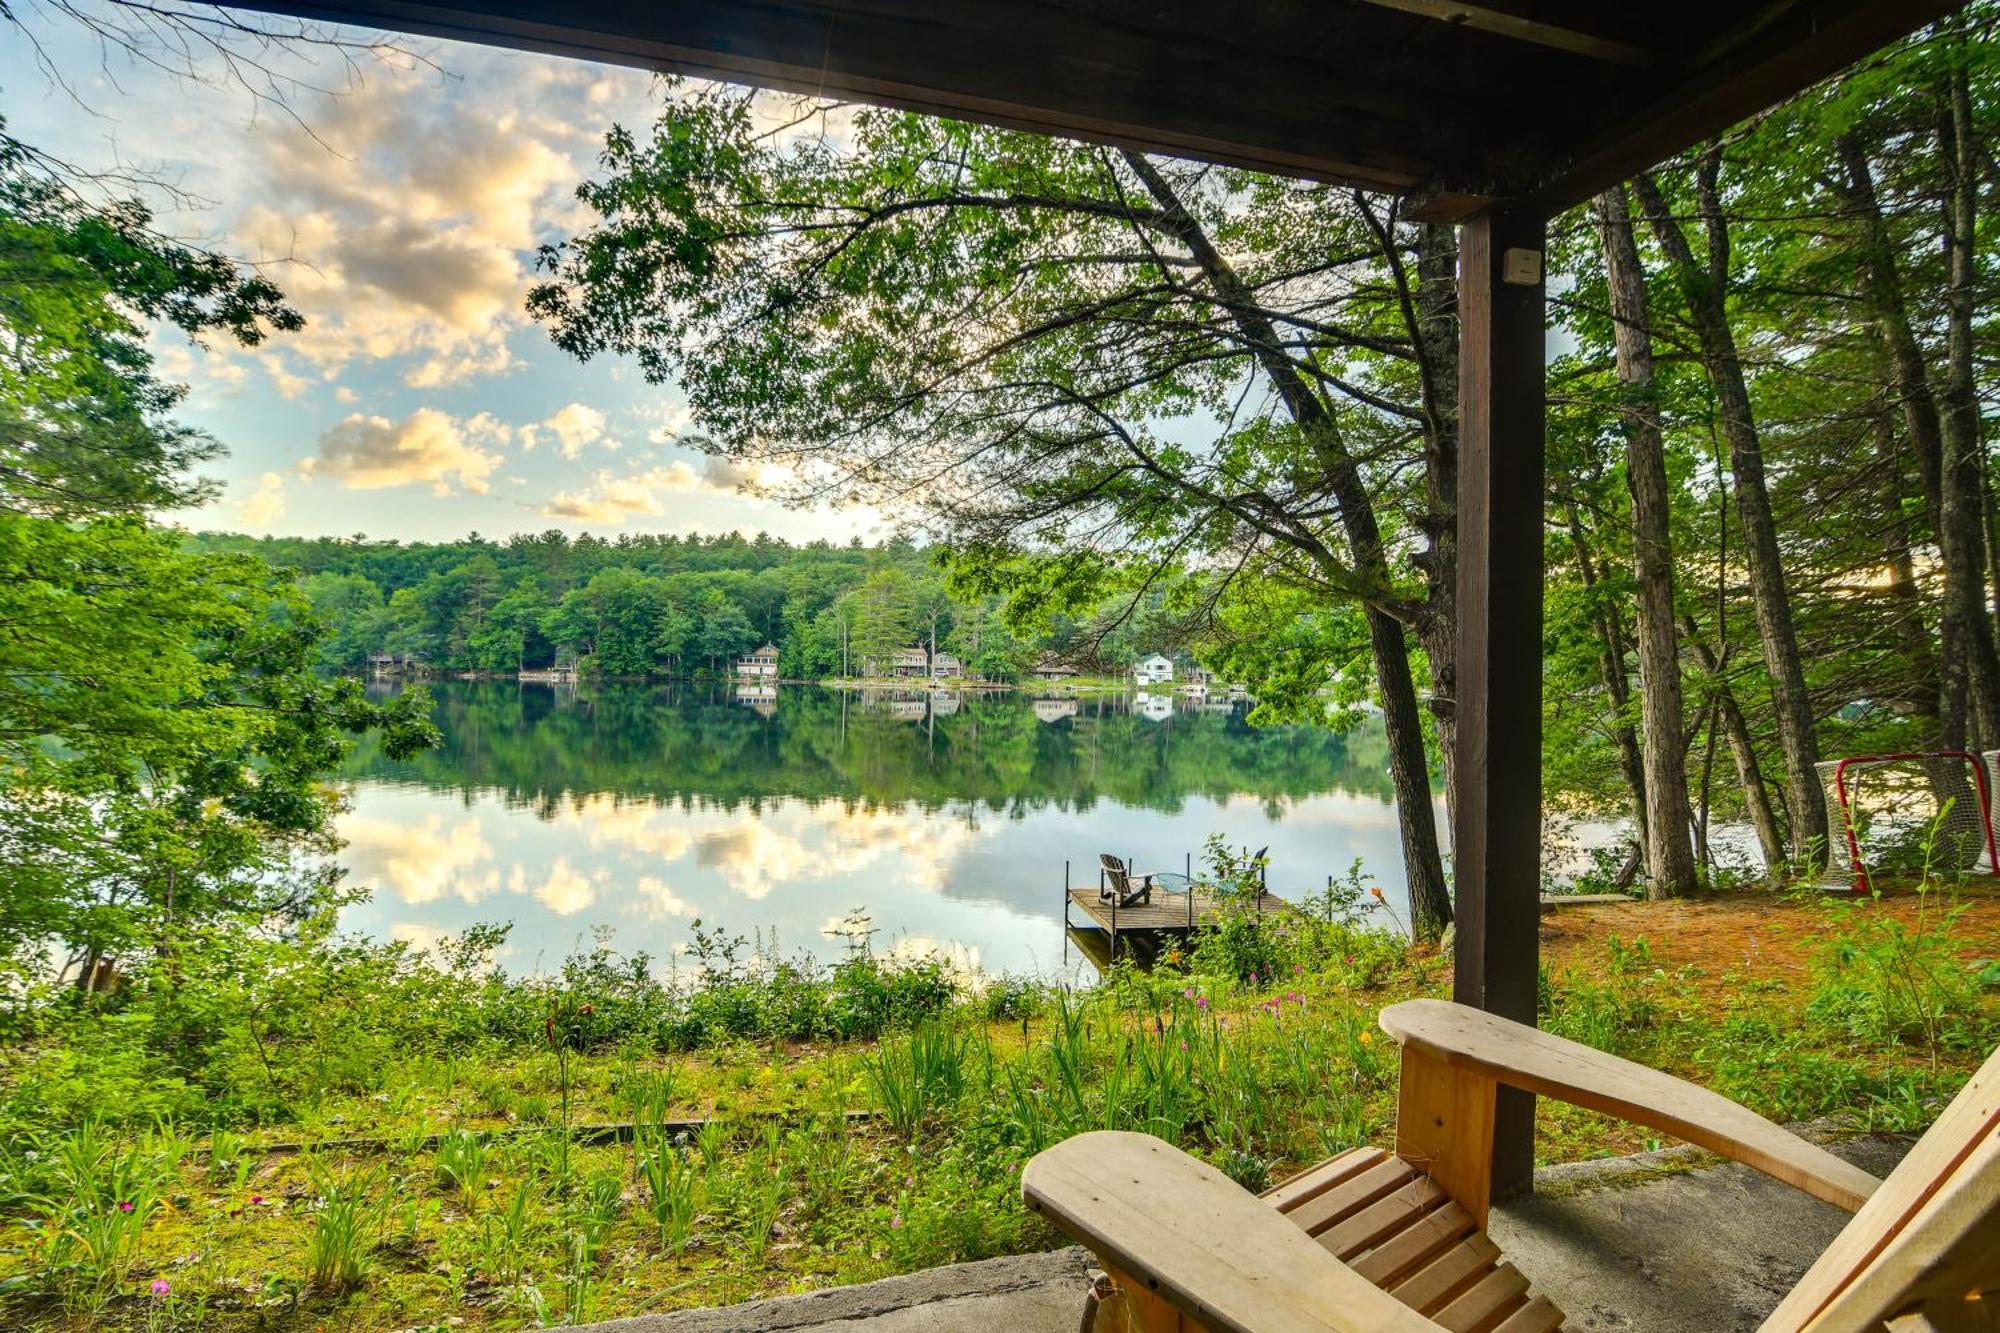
[334,681,1436,977]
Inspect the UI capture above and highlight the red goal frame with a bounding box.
[1826,750,1999,894]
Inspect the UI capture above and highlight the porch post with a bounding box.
[1452,202,1546,1203]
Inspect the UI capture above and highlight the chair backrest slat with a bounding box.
[1099,854,1130,896]
[1762,1044,2000,1331]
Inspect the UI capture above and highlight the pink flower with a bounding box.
[890,1212,904,1230]
[150,1279,171,1298]
[1182,987,1193,999]
[1248,971,1258,985]
[1179,1041,1187,1052]
[1195,996,1209,1009]
[250,1194,266,1206]
[117,1201,135,1214]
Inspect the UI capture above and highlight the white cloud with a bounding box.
[239,472,287,528]
[534,858,598,915]
[304,408,503,495]
[537,456,798,524]
[338,813,494,905]
[226,60,650,392]
[540,462,703,523]
[528,402,610,459]
[333,385,359,404]
[634,875,697,919]
[634,399,696,444]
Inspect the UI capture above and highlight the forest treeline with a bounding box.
[341,681,1399,813]
[185,530,1185,682]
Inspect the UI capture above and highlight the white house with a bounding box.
[734,643,780,678]
[1134,654,1174,686]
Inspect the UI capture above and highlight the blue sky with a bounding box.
[1,10,886,543]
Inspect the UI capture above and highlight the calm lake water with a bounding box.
[334,681,1435,977]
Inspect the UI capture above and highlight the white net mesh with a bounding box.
[1816,751,1998,891]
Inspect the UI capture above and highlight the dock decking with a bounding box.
[1065,884,1290,940]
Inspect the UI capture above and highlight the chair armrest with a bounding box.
[1380,1000,1879,1212]
[1022,1131,1441,1333]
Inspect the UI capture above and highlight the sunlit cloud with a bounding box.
[534,858,600,916]
[634,875,697,919]
[522,402,611,459]
[226,62,639,391]
[238,472,288,528]
[338,812,494,905]
[304,408,504,495]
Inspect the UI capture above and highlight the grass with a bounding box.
[0,887,1994,1331]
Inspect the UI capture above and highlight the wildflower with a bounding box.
[150,1279,171,1298]
[1195,995,1209,1009]
[579,1002,594,1016]
[1369,886,1386,902]
[1248,971,1258,985]
[1182,987,1194,999]
[250,1194,266,1206]
[1179,1041,1188,1052]
[1359,1031,1373,1045]
[117,1201,135,1214]
[890,1212,904,1230]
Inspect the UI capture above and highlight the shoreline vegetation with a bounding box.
[379,668,1150,695]
[2,858,1994,1332]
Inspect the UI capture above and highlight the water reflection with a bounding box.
[335,682,1424,975]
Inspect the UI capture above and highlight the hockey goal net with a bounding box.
[1816,750,2000,893]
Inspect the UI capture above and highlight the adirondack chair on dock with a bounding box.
[1099,854,1158,909]
[1023,998,1999,1333]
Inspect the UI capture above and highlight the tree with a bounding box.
[1634,154,1826,865]
[0,133,434,979]
[695,591,757,671]
[1593,186,1699,897]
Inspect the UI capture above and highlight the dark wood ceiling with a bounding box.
[223,0,1961,217]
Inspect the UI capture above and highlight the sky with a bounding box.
[1,5,889,544]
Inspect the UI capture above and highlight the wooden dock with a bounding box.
[1064,885,1292,966]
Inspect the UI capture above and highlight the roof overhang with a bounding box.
[221,0,1961,218]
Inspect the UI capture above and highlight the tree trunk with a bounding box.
[1563,500,1651,858]
[1595,185,1699,898]
[1635,158,1824,869]
[1683,619,1790,873]
[1410,221,1460,812]
[1836,133,1944,530]
[1935,69,2000,751]
[1869,403,1941,719]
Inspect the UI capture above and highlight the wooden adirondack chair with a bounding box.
[1100,854,1156,908]
[1023,998,1999,1333]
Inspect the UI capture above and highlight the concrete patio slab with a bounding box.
[574,1129,1914,1332]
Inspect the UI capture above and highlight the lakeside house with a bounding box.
[930,652,965,680]
[1032,698,1078,723]
[870,647,930,679]
[735,643,780,679]
[1030,656,1078,683]
[1134,691,1175,721]
[367,652,424,679]
[1134,653,1174,686]
[734,681,778,716]
[1179,666,1213,697]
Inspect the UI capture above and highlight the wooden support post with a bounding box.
[1453,203,1547,1204]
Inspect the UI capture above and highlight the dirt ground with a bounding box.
[1538,883,2000,1006]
